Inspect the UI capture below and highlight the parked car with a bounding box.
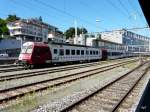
[0,53,9,58]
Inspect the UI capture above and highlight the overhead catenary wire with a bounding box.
[127,0,143,18]
[9,0,98,32]
[4,0,149,36]
[9,0,72,31]
[117,0,130,16]
[126,0,149,37]
[78,0,118,30]
[106,0,128,17]
[32,0,107,30]
[127,0,146,26]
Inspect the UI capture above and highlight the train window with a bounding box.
[96,51,98,55]
[66,49,70,55]
[54,49,58,54]
[26,45,33,54]
[86,50,89,55]
[71,50,75,55]
[90,51,92,55]
[93,51,95,55]
[21,45,33,54]
[77,50,80,55]
[59,49,64,56]
[81,50,84,55]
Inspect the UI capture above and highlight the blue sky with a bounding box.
[0,0,149,36]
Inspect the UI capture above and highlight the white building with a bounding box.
[101,29,150,52]
[48,30,65,43]
[73,34,86,45]
[73,30,150,53]
[7,18,58,42]
[73,33,101,46]
[101,30,123,44]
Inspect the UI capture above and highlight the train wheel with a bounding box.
[29,64,34,69]
[24,64,33,69]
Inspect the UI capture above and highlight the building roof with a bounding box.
[7,18,58,29]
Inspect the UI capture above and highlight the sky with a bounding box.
[0,0,150,36]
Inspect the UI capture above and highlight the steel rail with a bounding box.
[0,59,136,82]
[60,62,149,112]
[0,60,136,103]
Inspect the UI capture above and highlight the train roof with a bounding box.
[23,42,48,47]
[23,41,124,49]
[50,42,98,48]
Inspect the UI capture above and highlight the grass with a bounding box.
[1,92,38,112]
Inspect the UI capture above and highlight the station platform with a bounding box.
[0,57,17,64]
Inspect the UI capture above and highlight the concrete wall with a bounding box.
[0,38,21,50]
[0,38,22,57]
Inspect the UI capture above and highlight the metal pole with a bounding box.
[74,20,77,38]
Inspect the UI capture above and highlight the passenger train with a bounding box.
[18,41,134,68]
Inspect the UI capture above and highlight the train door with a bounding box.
[32,46,51,64]
[32,46,42,64]
[101,49,107,60]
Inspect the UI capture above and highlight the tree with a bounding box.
[1,26,9,35]
[0,15,20,36]
[6,14,20,23]
[64,27,88,39]
[80,27,88,34]
[0,18,9,36]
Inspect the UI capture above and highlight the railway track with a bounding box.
[59,61,149,112]
[0,66,24,73]
[0,64,18,68]
[0,59,137,104]
[0,60,106,74]
[0,62,100,73]
[0,59,136,82]
[0,61,102,81]
[0,58,137,73]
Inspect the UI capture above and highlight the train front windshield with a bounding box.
[21,45,33,54]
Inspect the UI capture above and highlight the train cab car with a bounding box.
[18,42,52,67]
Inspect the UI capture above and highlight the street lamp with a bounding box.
[96,20,100,22]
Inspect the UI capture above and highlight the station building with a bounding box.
[101,29,150,52]
[73,29,150,53]
[74,33,127,52]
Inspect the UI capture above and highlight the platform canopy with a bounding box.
[139,0,150,26]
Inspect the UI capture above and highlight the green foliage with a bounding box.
[64,27,88,39]
[0,18,8,36]
[0,15,20,36]
[6,14,20,22]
